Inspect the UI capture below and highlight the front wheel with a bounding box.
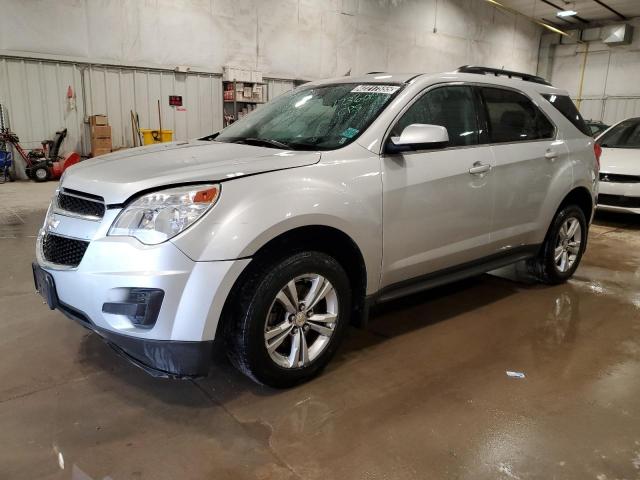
[528,205,587,284]
[225,251,351,388]
[32,163,50,182]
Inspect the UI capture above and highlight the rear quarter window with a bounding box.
[543,94,590,136]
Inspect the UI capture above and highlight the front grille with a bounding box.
[42,233,89,267]
[598,194,640,209]
[57,190,105,218]
[599,173,640,184]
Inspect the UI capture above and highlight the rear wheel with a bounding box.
[528,204,587,284]
[225,251,351,388]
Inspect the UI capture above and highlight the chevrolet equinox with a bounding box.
[33,66,599,387]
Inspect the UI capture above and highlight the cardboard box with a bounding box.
[250,71,263,83]
[90,125,111,138]
[91,137,112,150]
[89,114,108,126]
[91,147,111,157]
[223,66,263,83]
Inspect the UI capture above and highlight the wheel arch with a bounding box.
[217,225,369,340]
[558,186,594,224]
[539,186,594,253]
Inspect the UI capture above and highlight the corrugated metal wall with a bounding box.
[85,66,223,151]
[575,96,640,125]
[0,56,223,176]
[0,57,85,154]
[266,78,295,101]
[600,98,640,125]
[575,99,604,123]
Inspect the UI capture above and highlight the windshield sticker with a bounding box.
[341,127,359,138]
[351,85,400,94]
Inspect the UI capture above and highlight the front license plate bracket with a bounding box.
[32,263,58,310]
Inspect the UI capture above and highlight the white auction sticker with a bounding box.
[351,85,400,94]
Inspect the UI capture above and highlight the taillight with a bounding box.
[594,143,602,171]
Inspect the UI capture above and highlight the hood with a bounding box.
[600,147,640,175]
[62,140,321,204]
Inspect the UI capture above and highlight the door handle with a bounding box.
[545,150,558,160]
[469,162,491,175]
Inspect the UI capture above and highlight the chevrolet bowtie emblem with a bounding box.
[47,218,60,231]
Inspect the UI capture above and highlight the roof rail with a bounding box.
[456,65,552,86]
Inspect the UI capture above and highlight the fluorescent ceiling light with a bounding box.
[557,10,578,17]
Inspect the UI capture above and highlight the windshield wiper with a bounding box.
[200,132,220,141]
[234,137,292,150]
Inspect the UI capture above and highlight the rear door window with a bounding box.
[543,94,590,136]
[480,87,555,143]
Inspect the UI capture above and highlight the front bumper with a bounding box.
[35,231,250,378]
[57,295,214,378]
[597,180,640,214]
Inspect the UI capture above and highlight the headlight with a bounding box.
[109,184,220,245]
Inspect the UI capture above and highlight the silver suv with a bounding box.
[33,67,599,387]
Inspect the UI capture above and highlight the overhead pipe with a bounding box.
[484,0,571,37]
[576,43,590,111]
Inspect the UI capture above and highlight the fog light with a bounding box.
[102,288,164,328]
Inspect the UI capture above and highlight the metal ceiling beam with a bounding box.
[592,0,627,20]
[541,17,571,27]
[540,0,591,23]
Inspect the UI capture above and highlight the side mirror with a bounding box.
[386,124,449,153]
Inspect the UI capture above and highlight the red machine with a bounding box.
[0,128,80,182]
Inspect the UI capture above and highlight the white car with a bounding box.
[597,117,640,213]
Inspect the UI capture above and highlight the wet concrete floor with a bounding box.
[2,181,640,479]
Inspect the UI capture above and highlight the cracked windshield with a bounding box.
[215,83,400,150]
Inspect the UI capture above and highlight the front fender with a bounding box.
[171,157,383,294]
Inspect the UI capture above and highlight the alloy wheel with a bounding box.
[554,217,582,273]
[264,273,339,369]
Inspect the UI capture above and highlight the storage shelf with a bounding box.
[222,76,265,125]
[224,100,265,104]
[223,80,267,85]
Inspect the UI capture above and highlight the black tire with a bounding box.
[225,251,351,388]
[32,164,50,182]
[528,204,587,284]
